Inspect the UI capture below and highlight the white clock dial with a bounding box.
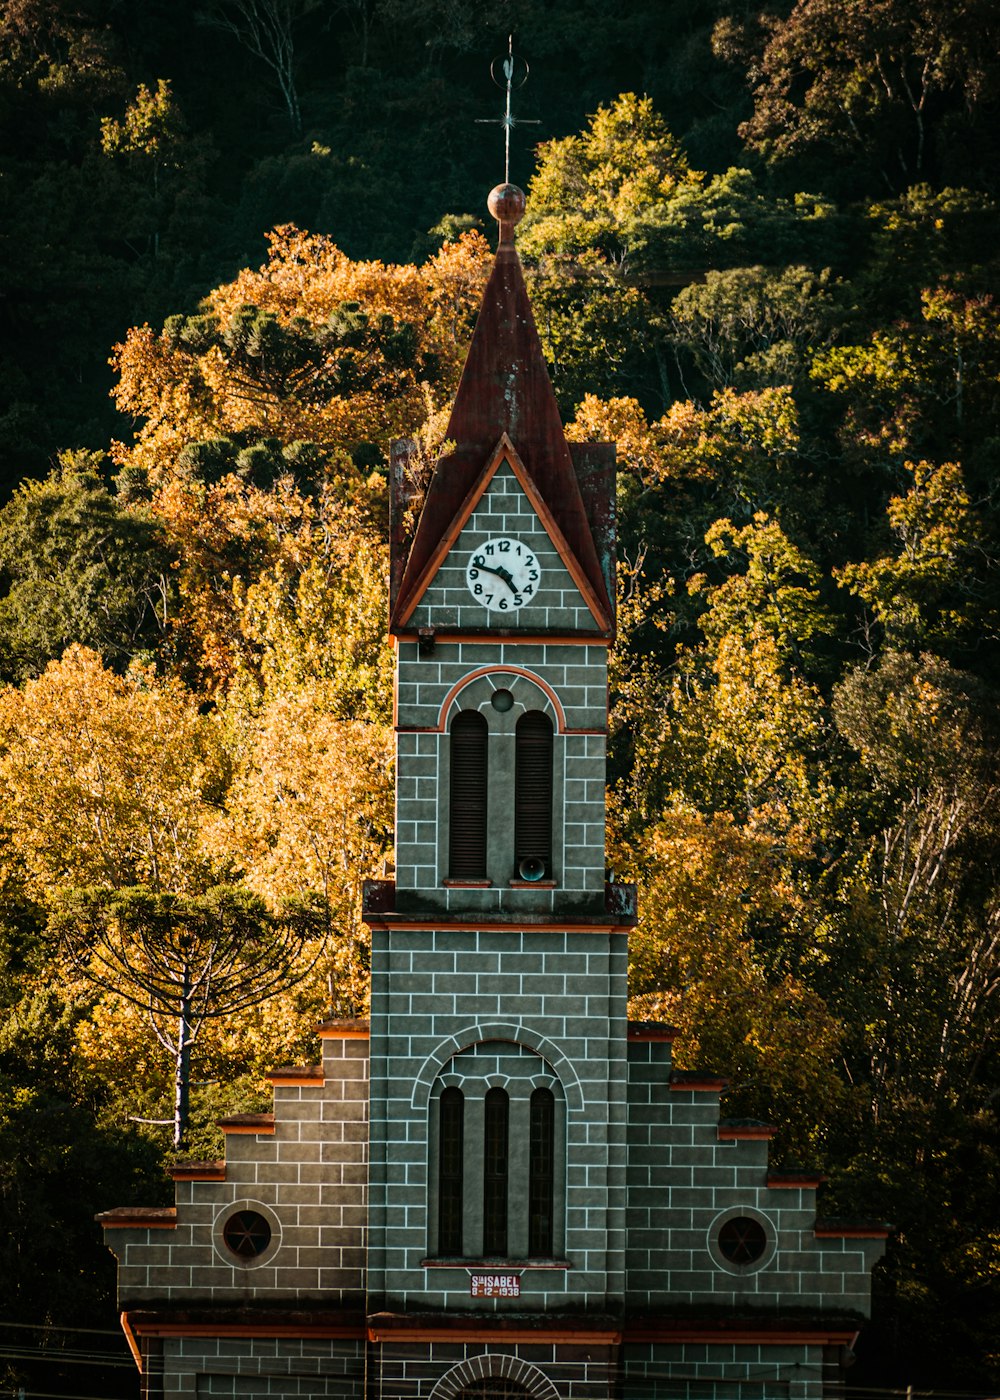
[465,536,541,613]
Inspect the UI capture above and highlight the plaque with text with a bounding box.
[469,1272,521,1299]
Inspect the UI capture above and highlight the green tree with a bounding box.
[736,0,1000,191]
[57,885,320,1147]
[0,452,172,683]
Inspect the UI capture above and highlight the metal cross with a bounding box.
[477,35,538,185]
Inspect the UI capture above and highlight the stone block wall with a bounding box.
[101,1029,369,1307]
[625,1035,885,1315]
[394,639,609,911]
[367,1338,621,1400]
[622,1340,828,1400]
[145,1336,365,1400]
[408,460,596,633]
[367,926,630,1314]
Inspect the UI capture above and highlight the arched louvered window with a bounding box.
[438,1087,464,1255]
[515,711,553,878]
[482,1087,509,1255]
[449,710,488,879]
[528,1088,555,1256]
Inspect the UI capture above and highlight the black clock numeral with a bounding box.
[528,570,538,581]
[485,543,495,555]
[523,584,533,596]
[498,539,510,552]
[515,543,522,555]
[498,597,508,610]
[469,568,479,580]
[473,554,485,567]
[524,554,535,566]
[473,583,483,595]
[485,592,494,605]
[512,593,523,607]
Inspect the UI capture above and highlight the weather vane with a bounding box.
[477,35,538,185]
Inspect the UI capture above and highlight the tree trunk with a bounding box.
[173,963,193,1149]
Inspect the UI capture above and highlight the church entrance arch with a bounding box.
[429,1354,560,1400]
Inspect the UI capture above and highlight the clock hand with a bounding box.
[476,561,517,590]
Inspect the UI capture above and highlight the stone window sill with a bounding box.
[421,1257,572,1270]
[443,879,493,888]
[508,879,557,888]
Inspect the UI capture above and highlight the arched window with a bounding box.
[438,1087,464,1255]
[450,710,488,878]
[514,711,553,878]
[528,1088,555,1256]
[483,1087,509,1255]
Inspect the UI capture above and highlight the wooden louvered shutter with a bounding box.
[438,1087,464,1255]
[449,711,488,878]
[515,711,553,876]
[482,1087,509,1256]
[528,1087,555,1256]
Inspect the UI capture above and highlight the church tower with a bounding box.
[362,180,637,1393]
[97,180,888,1400]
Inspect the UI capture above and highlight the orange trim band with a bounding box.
[368,1325,622,1345]
[120,1314,142,1372]
[131,1321,365,1340]
[395,633,612,648]
[364,919,628,935]
[169,1163,226,1182]
[718,1126,777,1140]
[625,1325,859,1345]
[628,1024,677,1042]
[100,1210,178,1229]
[814,1226,891,1239]
[267,1073,326,1087]
[218,1115,275,1135]
[767,1174,825,1189]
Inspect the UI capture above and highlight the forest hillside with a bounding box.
[2,0,1000,1393]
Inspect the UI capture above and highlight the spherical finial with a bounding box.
[488,183,526,246]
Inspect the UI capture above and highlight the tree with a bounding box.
[0,451,172,683]
[198,0,319,135]
[222,689,394,1013]
[56,884,320,1147]
[670,264,846,392]
[0,645,224,894]
[837,458,992,656]
[735,0,1000,191]
[110,225,491,485]
[520,92,699,267]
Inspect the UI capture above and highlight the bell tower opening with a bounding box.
[514,711,553,880]
[449,709,488,879]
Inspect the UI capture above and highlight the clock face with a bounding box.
[465,536,541,613]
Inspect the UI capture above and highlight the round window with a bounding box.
[718,1215,768,1265]
[222,1209,272,1260]
[491,688,514,712]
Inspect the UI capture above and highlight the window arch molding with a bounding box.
[410,1024,584,1115]
[428,1354,560,1400]
[427,1041,567,1262]
[438,674,564,890]
[437,667,565,734]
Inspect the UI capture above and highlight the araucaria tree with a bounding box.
[57,887,319,1148]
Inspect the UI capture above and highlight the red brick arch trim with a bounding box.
[428,1353,560,1400]
[410,1023,584,1114]
[437,667,567,733]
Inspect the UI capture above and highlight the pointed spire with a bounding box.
[391,186,613,632]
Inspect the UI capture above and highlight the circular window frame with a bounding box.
[214,1200,281,1269]
[707,1206,777,1276]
